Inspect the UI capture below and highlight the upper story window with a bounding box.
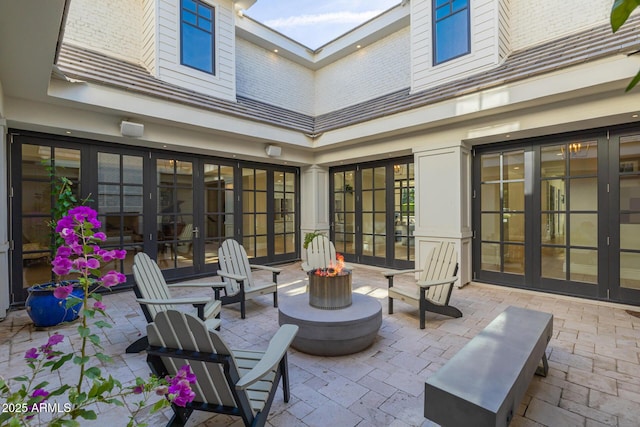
[433,0,470,65]
[180,0,215,74]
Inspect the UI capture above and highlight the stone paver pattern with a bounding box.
[1,261,639,426]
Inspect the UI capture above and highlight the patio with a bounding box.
[1,261,640,426]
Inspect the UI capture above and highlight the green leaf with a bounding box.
[92,293,103,301]
[152,398,169,412]
[625,69,640,91]
[95,352,112,363]
[49,384,72,396]
[51,353,74,371]
[94,320,112,329]
[88,334,102,346]
[12,375,29,382]
[611,0,640,32]
[77,409,98,420]
[83,308,96,318]
[73,355,90,365]
[85,366,102,379]
[77,325,90,338]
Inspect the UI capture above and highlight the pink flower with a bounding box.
[31,388,49,399]
[56,246,72,257]
[166,365,197,407]
[53,284,73,299]
[101,271,126,287]
[86,258,100,269]
[155,385,168,396]
[93,301,106,311]
[132,384,144,394]
[47,334,64,346]
[25,348,39,360]
[52,256,72,276]
[93,232,107,241]
[113,249,127,260]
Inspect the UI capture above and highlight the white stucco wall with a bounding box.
[63,0,143,64]
[315,27,411,116]
[509,0,610,51]
[236,39,315,116]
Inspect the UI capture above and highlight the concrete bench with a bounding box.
[424,306,553,427]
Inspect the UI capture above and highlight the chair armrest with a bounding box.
[301,263,314,273]
[216,270,247,282]
[416,276,458,288]
[381,269,422,278]
[235,324,299,390]
[250,264,282,274]
[136,297,211,306]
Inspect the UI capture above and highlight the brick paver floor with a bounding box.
[1,261,639,426]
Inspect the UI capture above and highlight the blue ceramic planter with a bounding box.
[26,282,84,328]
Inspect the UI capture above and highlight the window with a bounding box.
[180,0,214,74]
[433,0,470,65]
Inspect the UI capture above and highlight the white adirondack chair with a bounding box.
[126,252,222,353]
[382,241,462,329]
[301,235,352,272]
[217,239,281,319]
[146,310,298,427]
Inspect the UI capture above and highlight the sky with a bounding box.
[244,0,400,49]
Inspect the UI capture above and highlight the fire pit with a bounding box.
[308,256,351,309]
[278,254,382,356]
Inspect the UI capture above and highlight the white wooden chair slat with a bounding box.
[384,241,462,329]
[145,310,298,426]
[217,239,279,318]
[301,235,347,272]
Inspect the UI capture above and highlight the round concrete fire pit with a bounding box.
[278,293,382,356]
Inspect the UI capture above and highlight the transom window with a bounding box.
[433,0,470,65]
[180,0,215,74]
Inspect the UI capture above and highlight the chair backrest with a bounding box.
[147,310,245,410]
[419,242,458,305]
[305,235,337,270]
[218,239,254,295]
[176,223,193,255]
[133,252,173,321]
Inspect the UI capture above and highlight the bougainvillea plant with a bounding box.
[0,206,196,426]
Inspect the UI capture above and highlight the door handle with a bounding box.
[193,226,200,238]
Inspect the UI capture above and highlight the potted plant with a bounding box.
[303,230,326,250]
[25,170,87,328]
[1,206,197,425]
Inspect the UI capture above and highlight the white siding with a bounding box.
[411,0,501,94]
[141,0,158,75]
[510,0,610,51]
[315,27,411,116]
[156,0,236,101]
[63,0,143,65]
[498,0,511,61]
[236,39,314,116]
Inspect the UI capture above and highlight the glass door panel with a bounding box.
[20,145,81,289]
[619,136,640,291]
[333,170,356,257]
[361,166,386,263]
[157,158,195,270]
[478,150,525,275]
[274,171,296,256]
[97,152,144,276]
[242,168,268,258]
[540,142,599,284]
[393,162,415,263]
[203,163,234,267]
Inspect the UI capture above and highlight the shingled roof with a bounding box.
[56,15,640,135]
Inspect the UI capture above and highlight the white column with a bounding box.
[0,118,9,319]
[300,165,330,256]
[413,143,472,287]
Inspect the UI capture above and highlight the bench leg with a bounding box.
[536,351,549,377]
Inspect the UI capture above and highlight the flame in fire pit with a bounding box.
[313,254,349,277]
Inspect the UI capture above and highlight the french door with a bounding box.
[474,129,640,304]
[330,157,414,268]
